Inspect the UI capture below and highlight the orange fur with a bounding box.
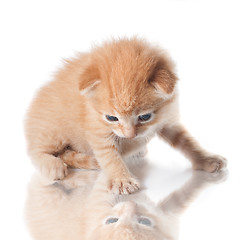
[25,37,226,194]
[59,148,100,169]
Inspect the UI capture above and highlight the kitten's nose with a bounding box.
[123,126,136,139]
[121,201,137,217]
[115,201,137,225]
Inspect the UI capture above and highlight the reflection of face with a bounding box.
[105,201,153,227]
[88,200,174,240]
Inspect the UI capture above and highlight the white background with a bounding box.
[0,0,239,239]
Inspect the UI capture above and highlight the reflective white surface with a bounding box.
[147,140,236,240]
[1,0,239,239]
[24,161,229,240]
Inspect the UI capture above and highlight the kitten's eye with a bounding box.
[106,115,119,122]
[105,217,119,224]
[138,113,152,122]
[138,217,152,226]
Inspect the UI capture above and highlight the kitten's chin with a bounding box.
[113,133,144,141]
[135,131,156,140]
[113,131,139,139]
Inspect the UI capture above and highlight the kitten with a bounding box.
[25,168,227,240]
[25,38,227,194]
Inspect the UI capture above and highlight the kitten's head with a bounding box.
[87,200,176,240]
[79,38,178,138]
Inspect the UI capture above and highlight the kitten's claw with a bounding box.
[109,177,140,195]
[193,154,227,173]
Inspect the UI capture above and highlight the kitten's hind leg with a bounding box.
[59,149,100,170]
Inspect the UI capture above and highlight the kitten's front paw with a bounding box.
[108,176,140,195]
[193,155,227,173]
[42,159,68,181]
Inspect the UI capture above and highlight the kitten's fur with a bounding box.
[25,38,226,194]
[25,168,227,240]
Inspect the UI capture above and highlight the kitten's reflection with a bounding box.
[25,165,227,240]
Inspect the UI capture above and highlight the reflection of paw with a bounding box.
[193,155,227,173]
[42,159,68,181]
[108,176,140,195]
[193,169,228,184]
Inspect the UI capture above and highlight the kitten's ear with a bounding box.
[79,63,100,96]
[149,67,178,97]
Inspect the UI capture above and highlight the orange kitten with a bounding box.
[25,169,227,240]
[25,38,227,194]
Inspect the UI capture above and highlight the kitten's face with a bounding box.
[95,79,173,139]
[88,201,171,240]
[80,38,178,138]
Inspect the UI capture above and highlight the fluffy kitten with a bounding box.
[25,168,227,240]
[25,38,227,194]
